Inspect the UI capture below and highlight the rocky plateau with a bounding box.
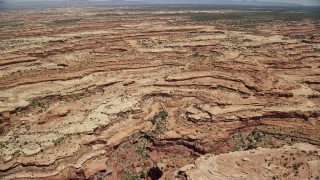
[0,6,319,180]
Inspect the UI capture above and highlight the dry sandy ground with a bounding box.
[0,7,319,180]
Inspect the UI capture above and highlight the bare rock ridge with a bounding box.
[0,7,319,179]
[177,143,320,180]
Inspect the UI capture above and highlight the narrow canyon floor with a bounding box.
[0,6,320,180]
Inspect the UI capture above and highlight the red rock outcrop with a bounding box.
[0,7,319,179]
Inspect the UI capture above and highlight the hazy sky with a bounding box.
[252,0,319,6]
[2,0,320,6]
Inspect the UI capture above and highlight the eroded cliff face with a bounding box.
[0,7,319,180]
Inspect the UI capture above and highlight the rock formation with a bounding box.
[0,7,319,179]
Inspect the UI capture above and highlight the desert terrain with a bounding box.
[0,6,320,180]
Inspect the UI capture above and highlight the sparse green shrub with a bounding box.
[293,162,302,171]
[252,128,265,142]
[121,167,144,180]
[137,140,148,160]
[150,110,168,134]
[151,110,168,125]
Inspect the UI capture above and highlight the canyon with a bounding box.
[0,7,319,179]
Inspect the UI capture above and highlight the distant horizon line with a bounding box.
[1,0,320,7]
